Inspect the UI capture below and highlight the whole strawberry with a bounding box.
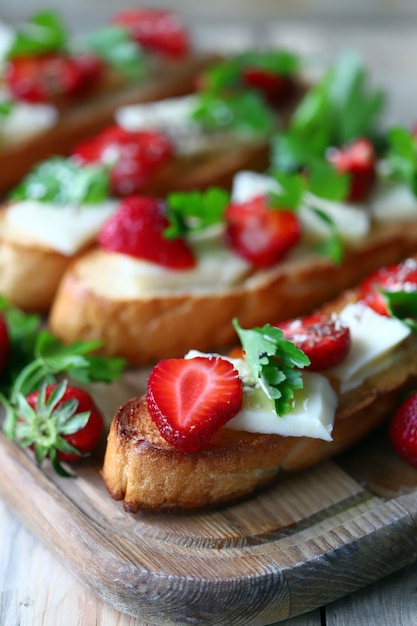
[15,380,103,475]
[389,393,417,468]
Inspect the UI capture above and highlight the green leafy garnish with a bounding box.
[310,207,344,265]
[0,101,14,119]
[9,157,110,205]
[7,11,68,59]
[84,25,147,78]
[271,52,385,173]
[379,289,417,334]
[233,319,310,416]
[191,91,276,137]
[384,126,417,194]
[201,50,301,92]
[165,188,230,238]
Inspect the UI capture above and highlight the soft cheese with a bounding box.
[329,302,411,391]
[3,199,118,255]
[0,100,58,144]
[370,181,417,222]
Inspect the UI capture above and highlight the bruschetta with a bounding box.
[101,257,417,510]
[0,8,217,193]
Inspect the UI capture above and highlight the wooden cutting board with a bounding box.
[1,372,417,626]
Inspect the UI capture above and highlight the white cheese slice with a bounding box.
[328,302,411,391]
[0,21,14,65]
[370,181,417,222]
[231,171,371,243]
[185,351,336,440]
[116,95,227,155]
[3,199,118,255]
[112,236,250,294]
[0,101,58,144]
[231,170,279,203]
[301,192,370,243]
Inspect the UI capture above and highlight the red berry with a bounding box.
[0,314,10,376]
[358,258,417,316]
[5,52,103,103]
[389,393,417,467]
[25,384,103,462]
[277,313,351,371]
[242,67,296,108]
[98,195,196,269]
[327,137,376,202]
[72,125,174,197]
[111,8,190,58]
[225,195,301,268]
[146,356,242,453]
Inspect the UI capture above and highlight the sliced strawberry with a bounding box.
[98,195,196,269]
[358,258,417,316]
[277,313,351,371]
[242,67,296,108]
[146,356,242,453]
[225,195,301,268]
[111,8,190,58]
[72,125,174,197]
[389,392,417,468]
[5,52,103,103]
[327,137,376,202]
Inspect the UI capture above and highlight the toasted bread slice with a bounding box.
[101,299,417,511]
[0,53,217,195]
[49,218,417,364]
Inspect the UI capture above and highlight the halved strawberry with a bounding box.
[72,125,174,197]
[389,392,417,468]
[242,66,296,108]
[277,313,351,371]
[98,195,196,269]
[146,356,242,453]
[5,52,103,103]
[111,8,190,58]
[225,195,301,268]
[358,258,417,316]
[327,137,376,202]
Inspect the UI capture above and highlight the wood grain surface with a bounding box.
[1,372,417,626]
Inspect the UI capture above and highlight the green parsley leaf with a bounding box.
[310,207,344,265]
[191,91,276,137]
[0,101,14,119]
[7,11,68,59]
[384,126,417,194]
[233,319,310,416]
[84,25,147,79]
[165,188,230,238]
[269,171,305,210]
[380,289,417,333]
[9,157,110,205]
[201,49,301,92]
[292,52,385,147]
[308,159,350,201]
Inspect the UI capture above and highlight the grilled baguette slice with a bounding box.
[49,217,417,364]
[0,53,217,195]
[101,287,417,512]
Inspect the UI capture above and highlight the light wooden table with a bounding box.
[2,7,417,626]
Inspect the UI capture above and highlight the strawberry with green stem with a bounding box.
[0,304,125,476]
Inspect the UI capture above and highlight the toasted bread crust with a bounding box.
[49,220,417,364]
[102,337,417,511]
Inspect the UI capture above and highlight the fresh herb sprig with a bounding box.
[378,289,417,334]
[9,157,110,205]
[201,50,301,92]
[84,25,147,79]
[233,319,310,416]
[271,52,386,173]
[383,126,417,195]
[7,10,68,59]
[165,187,230,238]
